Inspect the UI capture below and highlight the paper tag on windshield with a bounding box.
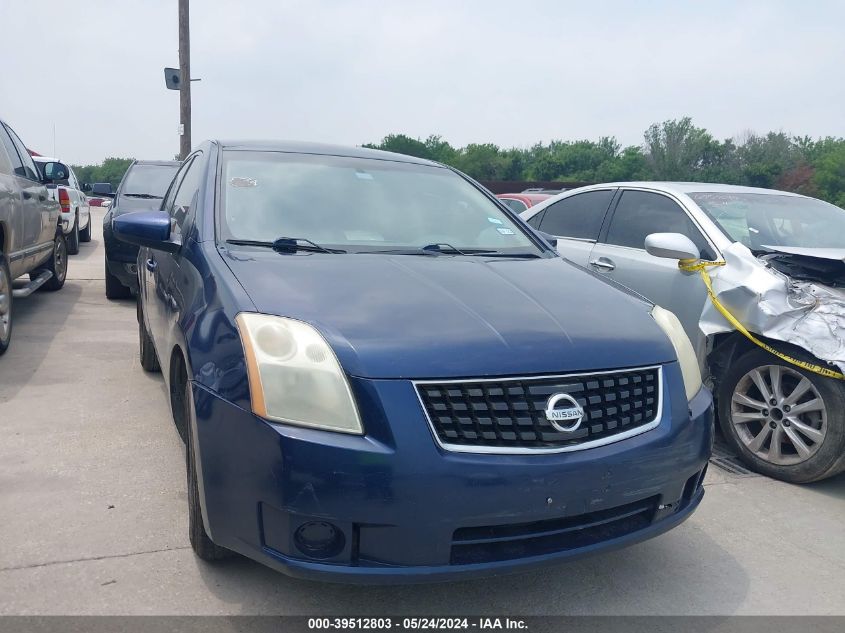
[487,217,503,225]
[355,171,374,180]
[497,227,515,235]
[229,177,257,187]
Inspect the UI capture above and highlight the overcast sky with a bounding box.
[2,0,844,165]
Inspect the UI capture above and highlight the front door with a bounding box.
[587,189,717,360]
[145,153,202,364]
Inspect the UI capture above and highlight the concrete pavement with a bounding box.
[0,208,843,615]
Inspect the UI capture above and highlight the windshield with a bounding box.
[121,164,179,197]
[219,151,540,254]
[690,192,845,250]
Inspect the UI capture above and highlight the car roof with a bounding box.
[215,140,443,167]
[131,160,181,167]
[585,181,806,198]
[497,193,551,203]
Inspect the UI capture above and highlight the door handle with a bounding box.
[589,257,616,272]
[145,258,157,272]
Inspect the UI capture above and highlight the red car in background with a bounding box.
[496,189,560,213]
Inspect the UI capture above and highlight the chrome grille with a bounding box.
[415,366,662,453]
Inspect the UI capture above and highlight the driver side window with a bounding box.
[166,153,203,241]
[2,124,39,181]
[4,124,40,181]
[605,190,717,260]
[0,126,17,176]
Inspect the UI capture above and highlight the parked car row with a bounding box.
[31,155,92,254]
[12,128,844,583]
[0,118,70,355]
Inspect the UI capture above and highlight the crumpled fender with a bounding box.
[700,242,845,373]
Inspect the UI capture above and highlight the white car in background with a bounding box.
[522,182,845,483]
[32,156,91,254]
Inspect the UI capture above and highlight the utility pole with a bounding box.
[178,0,191,160]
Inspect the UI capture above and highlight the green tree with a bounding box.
[643,117,719,180]
[71,157,134,189]
[451,144,512,180]
[813,142,845,207]
[360,125,845,206]
[594,145,651,181]
[735,132,798,188]
[363,134,433,160]
[423,135,456,164]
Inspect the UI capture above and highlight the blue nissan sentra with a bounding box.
[114,141,713,583]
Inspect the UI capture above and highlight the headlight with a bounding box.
[651,305,702,402]
[236,313,363,434]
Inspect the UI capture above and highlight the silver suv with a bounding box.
[0,118,70,355]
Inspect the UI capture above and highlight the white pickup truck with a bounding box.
[32,156,91,255]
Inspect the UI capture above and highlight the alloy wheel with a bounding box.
[55,238,67,283]
[730,364,827,466]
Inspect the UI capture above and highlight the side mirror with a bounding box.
[645,233,700,261]
[41,161,69,183]
[113,210,179,253]
[82,182,92,192]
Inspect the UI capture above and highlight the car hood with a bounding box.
[222,251,676,379]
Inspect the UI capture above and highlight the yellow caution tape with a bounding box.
[678,259,845,380]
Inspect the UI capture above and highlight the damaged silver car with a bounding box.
[523,183,845,482]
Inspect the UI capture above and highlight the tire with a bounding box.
[184,380,232,561]
[105,260,131,299]
[718,348,845,483]
[67,214,80,255]
[0,252,12,356]
[138,300,161,372]
[80,214,92,243]
[37,232,68,292]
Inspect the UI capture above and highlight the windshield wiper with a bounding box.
[422,243,472,255]
[364,244,498,256]
[225,237,345,254]
[364,248,442,256]
[463,251,542,259]
[122,193,163,199]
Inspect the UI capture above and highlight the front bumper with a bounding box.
[103,221,140,290]
[105,259,139,290]
[191,367,713,583]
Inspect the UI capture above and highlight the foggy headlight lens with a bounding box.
[236,313,363,434]
[651,305,702,402]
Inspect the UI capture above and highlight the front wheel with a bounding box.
[718,348,845,483]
